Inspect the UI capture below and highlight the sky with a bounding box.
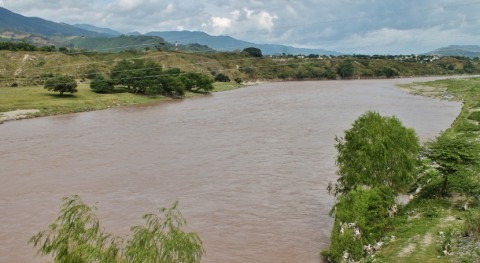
[1,0,480,54]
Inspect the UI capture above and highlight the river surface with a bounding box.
[0,78,462,262]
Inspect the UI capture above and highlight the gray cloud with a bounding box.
[3,0,480,54]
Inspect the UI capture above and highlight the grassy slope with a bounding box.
[373,77,480,262]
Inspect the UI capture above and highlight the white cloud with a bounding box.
[117,0,140,10]
[2,0,480,54]
[256,11,277,31]
[211,16,232,34]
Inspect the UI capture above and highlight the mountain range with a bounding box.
[426,45,480,58]
[0,7,340,55]
[0,6,479,57]
[145,31,342,55]
[0,7,108,37]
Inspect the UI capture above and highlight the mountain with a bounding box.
[427,45,480,58]
[0,7,339,55]
[0,7,106,37]
[146,30,341,56]
[73,24,122,37]
[64,35,214,53]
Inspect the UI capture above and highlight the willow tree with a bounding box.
[30,195,204,263]
[329,111,421,197]
[324,111,421,262]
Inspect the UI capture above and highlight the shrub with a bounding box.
[214,73,230,82]
[90,75,114,93]
[323,187,395,262]
[464,211,480,239]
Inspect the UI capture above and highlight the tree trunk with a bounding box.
[441,175,449,196]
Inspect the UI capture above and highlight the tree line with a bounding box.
[43,58,215,97]
[0,41,70,52]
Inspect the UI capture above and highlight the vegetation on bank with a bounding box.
[323,78,480,262]
[1,47,480,88]
[1,47,479,121]
[0,81,242,122]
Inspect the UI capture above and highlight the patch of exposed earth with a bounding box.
[0,109,40,123]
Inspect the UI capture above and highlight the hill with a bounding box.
[73,24,122,37]
[66,35,166,52]
[146,30,342,56]
[0,7,105,37]
[427,45,480,58]
[62,35,214,52]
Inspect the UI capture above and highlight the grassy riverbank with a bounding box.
[369,77,480,262]
[0,81,242,123]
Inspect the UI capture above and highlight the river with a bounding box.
[0,78,462,262]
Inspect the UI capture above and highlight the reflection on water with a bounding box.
[0,78,461,262]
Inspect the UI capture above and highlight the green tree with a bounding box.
[180,73,214,93]
[44,75,78,96]
[124,202,204,262]
[329,111,420,197]
[29,195,120,262]
[425,132,480,196]
[337,60,355,79]
[30,195,204,263]
[90,75,114,93]
[156,76,186,97]
[242,47,263,57]
[110,59,162,94]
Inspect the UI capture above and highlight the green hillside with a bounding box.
[0,48,479,88]
[0,7,104,37]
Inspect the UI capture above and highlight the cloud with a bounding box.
[210,17,232,34]
[248,9,277,31]
[2,0,480,54]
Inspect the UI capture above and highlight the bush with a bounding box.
[90,75,114,93]
[464,211,480,239]
[324,187,395,262]
[234,77,243,84]
[214,73,230,82]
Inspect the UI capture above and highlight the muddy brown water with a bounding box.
[0,78,462,262]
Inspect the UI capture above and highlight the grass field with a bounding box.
[0,82,243,122]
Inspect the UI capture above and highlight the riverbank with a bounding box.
[0,81,243,124]
[367,77,480,262]
[1,76,471,124]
